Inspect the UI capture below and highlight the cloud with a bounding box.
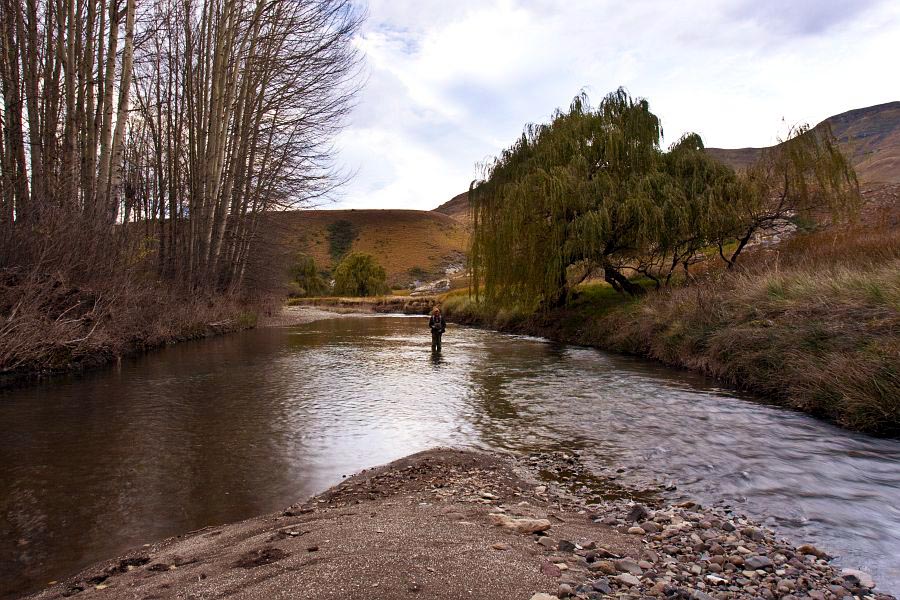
[329,0,900,210]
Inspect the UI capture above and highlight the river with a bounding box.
[1,315,899,598]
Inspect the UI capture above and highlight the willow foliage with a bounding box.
[470,89,735,307]
[470,89,859,308]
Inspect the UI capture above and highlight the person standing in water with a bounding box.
[428,307,446,352]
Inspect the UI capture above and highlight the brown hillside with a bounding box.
[279,209,468,287]
[432,191,471,224]
[707,101,900,183]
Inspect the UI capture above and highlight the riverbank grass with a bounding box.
[442,227,900,436]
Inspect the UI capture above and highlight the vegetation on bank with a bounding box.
[456,89,895,435]
[444,223,900,436]
[0,0,362,380]
[469,89,858,306]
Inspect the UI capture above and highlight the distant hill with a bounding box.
[707,101,900,183]
[433,191,470,224]
[279,209,468,288]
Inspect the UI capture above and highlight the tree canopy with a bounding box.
[469,89,859,309]
[333,253,388,297]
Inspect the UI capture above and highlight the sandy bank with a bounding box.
[25,449,894,600]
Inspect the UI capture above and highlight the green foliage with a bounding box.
[333,253,388,297]
[326,219,356,261]
[470,88,860,310]
[470,88,735,307]
[288,254,329,297]
[711,123,860,268]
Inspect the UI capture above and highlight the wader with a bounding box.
[429,314,446,352]
[431,330,442,352]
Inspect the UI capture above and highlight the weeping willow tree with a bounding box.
[712,123,860,268]
[470,89,733,307]
[469,89,860,309]
[635,133,744,287]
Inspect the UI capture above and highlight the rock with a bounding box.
[539,537,556,549]
[641,521,662,533]
[614,559,644,576]
[491,542,510,551]
[591,561,617,575]
[529,594,559,600]
[592,578,612,594]
[541,561,562,577]
[627,526,646,535]
[558,540,576,552]
[488,513,551,534]
[745,556,774,570]
[614,573,641,587]
[627,504,651,522]
[797,544,827,559]
[534,485,547,495]
[557,583,574,598]
[841,568,875,589]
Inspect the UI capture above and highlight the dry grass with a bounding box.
[0,269,259,385]
[445,224,900,436]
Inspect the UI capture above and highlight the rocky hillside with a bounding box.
[432,191,471,225]
[708,101,900,183]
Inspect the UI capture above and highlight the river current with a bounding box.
[2,316,899,598]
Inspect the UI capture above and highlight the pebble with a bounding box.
[614,573,641,587]
[841,568,875,589]
[519,450,893,600]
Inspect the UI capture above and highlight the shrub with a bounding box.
[326,219,356,262]
[333,253,388,297]
[288,254,328,297]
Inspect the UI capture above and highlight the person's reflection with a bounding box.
[429,349,444,367]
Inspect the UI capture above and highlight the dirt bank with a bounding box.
[287,294,439,315]
[25,449,894,600]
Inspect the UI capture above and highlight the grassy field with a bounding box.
[276,209,469,287]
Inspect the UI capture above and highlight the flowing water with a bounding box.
[2,316,899,598]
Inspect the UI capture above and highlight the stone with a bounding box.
[529,594,559,600]
[539,537,556,549]
[592,578,612,594]
[541,561,562,577]
[491,542,510,551]
[614,573,641,587]
[558,540,576,552]
[591,561,617,575]
[627,504,651,522]
[841,568,875,589]
[489,513,552,534]
[797,544,827,559]
[557,583,574,598]
[614,559,644,576]
[745,556,774,570]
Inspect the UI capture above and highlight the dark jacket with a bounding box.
[428,314,446,334]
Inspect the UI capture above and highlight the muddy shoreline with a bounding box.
[24,448,894,600]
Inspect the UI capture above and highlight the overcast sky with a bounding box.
[330,0,900,211]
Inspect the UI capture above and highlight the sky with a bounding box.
[330,0,900,210]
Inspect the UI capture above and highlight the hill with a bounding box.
[432,191,471,224]
[279,209,468,288]
[707,101,900,183]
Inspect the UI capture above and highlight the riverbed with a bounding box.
[2,315,899,598]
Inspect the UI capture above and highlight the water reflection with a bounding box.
[1,316,899,599]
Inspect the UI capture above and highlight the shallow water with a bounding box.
[1,316,899,598]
